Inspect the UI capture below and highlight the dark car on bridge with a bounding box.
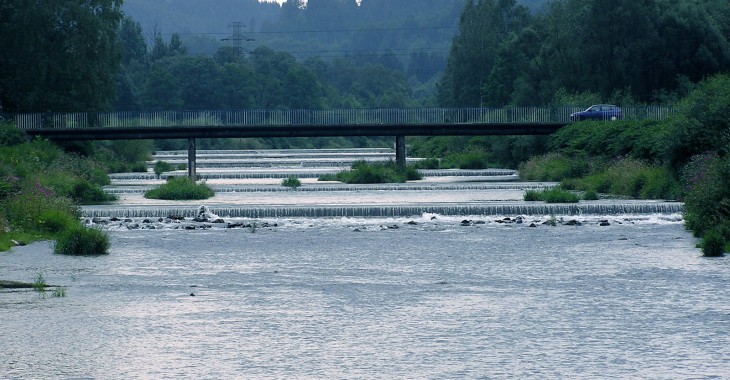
[570,104,624,121]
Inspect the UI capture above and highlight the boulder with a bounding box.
[193,205,222,223]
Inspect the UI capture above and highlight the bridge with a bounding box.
[6,106,675,178]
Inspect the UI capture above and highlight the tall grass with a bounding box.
[563,158,680,199]
[145,177,215,200]
[54,224,110,255]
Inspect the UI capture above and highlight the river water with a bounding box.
[1,149,728,379]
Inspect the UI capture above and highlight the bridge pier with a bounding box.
[395,135,406,170]
[187,138,197,179]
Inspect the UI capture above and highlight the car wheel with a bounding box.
[611,116,617,121]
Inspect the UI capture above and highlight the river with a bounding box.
[1,149,728,379]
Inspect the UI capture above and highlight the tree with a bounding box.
[437,0,531,106]
[0,0,124,112]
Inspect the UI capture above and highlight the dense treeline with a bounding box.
[0,0,124,112]
[438,0,730,107]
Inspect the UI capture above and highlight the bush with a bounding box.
[682,153,730,237]
[524,187,580,203]
[154,161,175,176]
[700,224,728,257]
[441,152,489,169]
[281,176,301,188]
[323,160,422,184]
[564,158,680,200]
[413,157,440,169]
[519,153,591,181]
[0,122,28,146]
[3,182,79,233]
[54,224,110,255]
[582,190,599,200]
[145,177,215,200]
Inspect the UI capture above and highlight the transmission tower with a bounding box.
[221,22,253,60]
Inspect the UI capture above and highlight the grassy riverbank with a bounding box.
[0,122,147,253]
[518,75,730,256]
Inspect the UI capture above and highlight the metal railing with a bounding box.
[2,106,676,130]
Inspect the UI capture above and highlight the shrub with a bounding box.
[54,224,110,255]
[413,157,440,169]
[281,176,302,188]
[0,122,28,146]
[325,160,422,184]
[145,177,215,200]
[682,153,729,237]
[441,152,489,169]
[700,224,728,257]
[582,190,599,200]
[70,180,117,204]
[519,153,591,181]
[523,187,580,203]
[524,190,542,201]
[154,161,175,176]
[564,158,680,200]
[318,173,338,181]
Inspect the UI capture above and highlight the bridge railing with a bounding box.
[3,106,676,130]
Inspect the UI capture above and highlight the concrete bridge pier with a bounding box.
[395,135,406,170]
[187,138,197,179]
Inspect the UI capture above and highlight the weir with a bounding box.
[82,202,684,219]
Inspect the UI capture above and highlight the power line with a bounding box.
[144,25,457,37]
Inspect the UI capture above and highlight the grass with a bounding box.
[281,176,302,189]
[145,177,215,200]
[32,272,47,293]
[319,160,422,184]
[54,224,110,255]
[524,187,580,203]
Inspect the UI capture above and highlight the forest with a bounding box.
[1,0,730,254]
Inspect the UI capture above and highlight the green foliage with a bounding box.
[442,152,489,169]
[524,187,580,203]
[145,177,215,200]
[582,190,599,201]
[322,160,422,184]
[413,158,440,169]
[3,181,79,234]
[52,287,68,298]
[662,75,730,169]
[550,120,667,161]
[0,122,28,146]
[281,176,302,189]
[54,225,110,255]
[154,161,175,177]
[32,273,47,293]
[564,158,680,200]
[0,0,124,112]
[519,153,591,181]
[681,153,730,237]
[440,0,730,106]
[700,223,729,257]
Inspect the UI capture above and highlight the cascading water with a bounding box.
[89,148,684,221]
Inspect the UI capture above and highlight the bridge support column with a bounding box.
[187,138,197,179]
[395,135,406,170]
